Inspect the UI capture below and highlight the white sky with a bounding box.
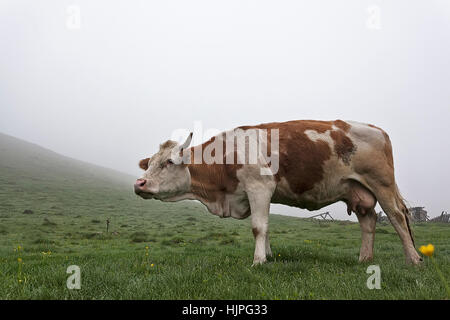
[1,0,449,220]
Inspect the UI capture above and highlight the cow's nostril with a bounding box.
[136,179,146,187]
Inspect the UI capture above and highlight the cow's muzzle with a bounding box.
[134,179,153,197]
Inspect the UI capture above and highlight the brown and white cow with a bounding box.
[134,120,422,265]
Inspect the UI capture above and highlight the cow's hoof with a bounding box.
[358,255,373,263]
[406,255,423,266]
[252,258,267,267]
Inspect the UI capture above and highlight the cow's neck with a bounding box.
[180,146,242,216]
[186,164,221,205]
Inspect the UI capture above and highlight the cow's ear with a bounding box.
[139,158,150,171]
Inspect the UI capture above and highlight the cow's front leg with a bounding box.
[248,191,272,266]
[265,234,273,257]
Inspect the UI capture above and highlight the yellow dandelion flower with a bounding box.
[145,246,149,250]
[150,264,154,267]
[17,258,22,263]
[419,244,434,257]
[418,243,449,297]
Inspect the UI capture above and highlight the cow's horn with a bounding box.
[180,132,193,150]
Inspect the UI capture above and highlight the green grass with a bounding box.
[0,132,449,299]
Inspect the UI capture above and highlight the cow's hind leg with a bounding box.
[345,179,377,262]
[356,209,377,262]
[371,185,422,265]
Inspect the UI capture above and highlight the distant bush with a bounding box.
[23,209,34,215]
[42,218,57,226]
[81,232,103,239]
[161,237,184,246]
[33,238,56,245]
[130,231,149,243]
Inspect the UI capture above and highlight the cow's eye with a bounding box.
[160,159,174,168]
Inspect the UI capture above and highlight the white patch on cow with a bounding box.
[304,129,335,149]
[347,121,385,144]
[346,121,386,159]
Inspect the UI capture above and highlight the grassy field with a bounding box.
[0,132,448,300]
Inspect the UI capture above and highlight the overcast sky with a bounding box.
[1,0,449,220]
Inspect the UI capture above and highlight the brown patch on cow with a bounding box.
[139,158,150,171]
[239,119,333,134]
[330,130,356,165]
[333,119,351,132]
[240,120,333,196]
[187,136,242,202]
[278,137,331,196]
[188,163,241,201]
[252,227,259,238]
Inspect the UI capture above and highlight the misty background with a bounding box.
[1,0,449,220]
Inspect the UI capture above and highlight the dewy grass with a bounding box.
[1,208,449,299]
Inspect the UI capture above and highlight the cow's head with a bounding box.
[134,132,193,201]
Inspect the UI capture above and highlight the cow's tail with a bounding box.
[393,183,415,247]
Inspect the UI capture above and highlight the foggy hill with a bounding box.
[0,132,137,215]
